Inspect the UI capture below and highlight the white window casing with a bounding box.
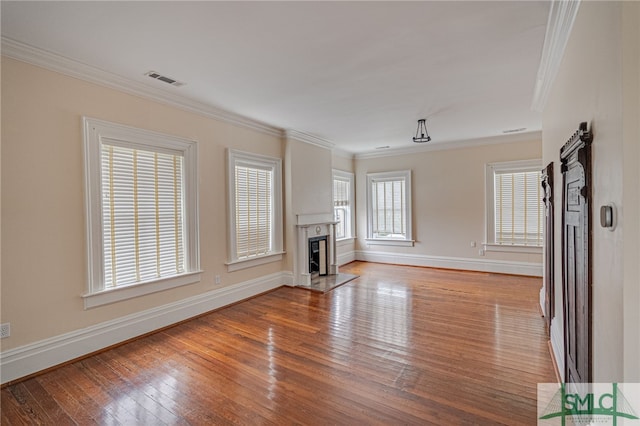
[226,149,283,271]
[83,117,201,309]
[366,170,414,247]
[485,159,543,253]
[332,169,355,241]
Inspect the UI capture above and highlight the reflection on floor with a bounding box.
[296,273,359,293]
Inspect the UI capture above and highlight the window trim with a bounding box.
[366,170,414,247]
[332,169,355,241]
[484,159,543,254]
[226,149,284,271]
[82,117,201,309]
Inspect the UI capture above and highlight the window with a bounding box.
[333,170,354,240]
[366,170,413,247]
[83,117,200,308]
[485,159,543,252]
[227,150,283,271]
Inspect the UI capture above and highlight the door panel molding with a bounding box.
[560,122,593,384]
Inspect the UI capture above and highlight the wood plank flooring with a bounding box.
[1,262,556,425]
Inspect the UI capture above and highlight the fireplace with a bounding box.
[294,213,338,286]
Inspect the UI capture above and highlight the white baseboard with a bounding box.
[0,272,287,384]
[281,271,294,287]
[550,317,565,382]
[337,250,356,266]
[355,250,542,277]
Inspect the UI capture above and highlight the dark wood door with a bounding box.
[561,122,592,384]
[542,162,554,335]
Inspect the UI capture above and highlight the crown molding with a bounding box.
[284,129,335,150]
[1,37,283,138]
[531,0,581,112]
[355,131,542,160]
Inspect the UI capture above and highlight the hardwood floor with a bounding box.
[1,262,556,425]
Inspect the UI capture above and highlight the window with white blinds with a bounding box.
[494,170,543,246]
[234,163,273,259]
[101,144,185,288]
[366,170,413,246]
[333,170,354,240]
[485,160,543,251]
[372,179,405,238]
[83,117,200,308]
[227,150,283,270]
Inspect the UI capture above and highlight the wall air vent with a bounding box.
[145,71,185,87]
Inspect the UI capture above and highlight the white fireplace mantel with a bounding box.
[294,213,339,286]
[296,212,335,226]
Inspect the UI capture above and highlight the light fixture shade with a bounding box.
[413,119,431,143]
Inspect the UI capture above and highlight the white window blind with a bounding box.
[366,170,412,246]
[234,163,273,259]
[494,169,543,246]
[371,178,406,239]
[333,176,350,239]
[101,144,185,288]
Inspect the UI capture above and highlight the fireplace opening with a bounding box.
[308,236,328,278]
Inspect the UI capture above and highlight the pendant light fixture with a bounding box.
[413,119,431,143]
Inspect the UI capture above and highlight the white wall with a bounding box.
[353,139,543,276]
[543,1,640,382]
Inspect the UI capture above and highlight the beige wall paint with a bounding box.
[288,139,333,216]
[542,1,639,382]
[622,0,640,382]
[332,152,356,263]
[1,58,285,349]
[354,140,543,264]
[0,51,3,347]
[332,152,354,173]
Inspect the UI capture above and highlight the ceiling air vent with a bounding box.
[145,71,185,87]
[502,127,527,134]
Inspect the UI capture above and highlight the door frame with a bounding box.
[542,162,554,335]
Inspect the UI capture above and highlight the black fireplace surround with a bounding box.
[308,236,328,277]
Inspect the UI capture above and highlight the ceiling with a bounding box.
[1,1,550,154]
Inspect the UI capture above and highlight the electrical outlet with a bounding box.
[0,323,10,339]
[215,275,221,285]
[478,249,485,256]
[470,241,476,248]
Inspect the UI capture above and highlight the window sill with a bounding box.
[83,271,203,309]
[336,237,355,246]
[226,251,285,272]
[483,243,542,254]
[365,238,415,247]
